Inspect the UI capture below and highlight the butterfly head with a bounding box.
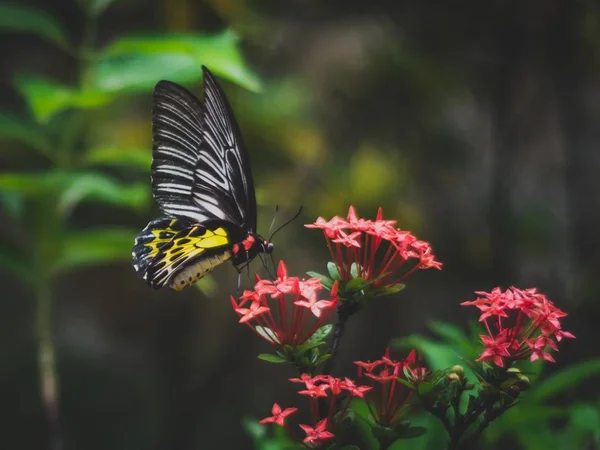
[232,233,274,264]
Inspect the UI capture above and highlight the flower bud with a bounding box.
[449,365,465,378]
[445,373,461,384]
[515,374,530,390]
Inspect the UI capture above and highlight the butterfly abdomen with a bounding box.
[170,251,232,291]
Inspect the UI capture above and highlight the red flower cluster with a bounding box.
[260,374,372,447]
[355,348,426,427]
[305,206,441,289]
[461,287,575,367]
[230,261,339,347]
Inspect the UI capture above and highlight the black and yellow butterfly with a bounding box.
[132,66,273,291]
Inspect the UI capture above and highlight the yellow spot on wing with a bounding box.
[197,235,229,248]
[214,227,227,237]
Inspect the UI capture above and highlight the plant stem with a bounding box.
[321,302,353,376]
[35,280,62,450]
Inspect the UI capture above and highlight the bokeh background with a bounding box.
[1,0,599,449]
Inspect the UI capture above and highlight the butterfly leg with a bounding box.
[235,266,243,296]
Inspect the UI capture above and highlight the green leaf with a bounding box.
[257,353,287,364]
[345,277,364,293]
[82,146,151,171]
[89,52,203,95]
[310,324,333,343]
[374,283,405,296]
[530,359,600,402]
[0,191,24,219]
[55,174,148,215]
[427,320,477,357]
[254,326,280,345]
[350,262,359,278]
[193,275,217,296]
[97,30,261,92]
[14,75,110,123]
[0,112,53,154]
[568,403,600,443]
[0,171,149,214]
[54,227,137,272]
[395,425,427,439]
[327,261,340,280]
[0,237,32,282]
[306,271,334,289]
[417,382,433,396]
[0,4,69,49]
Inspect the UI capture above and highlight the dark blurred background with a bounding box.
[1,0,599,449]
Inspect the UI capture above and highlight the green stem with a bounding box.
[35,280,62,450]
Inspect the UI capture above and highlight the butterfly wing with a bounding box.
[191,66,257,231]
[151,81,209,222]
[132,218,234,290]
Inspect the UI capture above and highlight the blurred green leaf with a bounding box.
[94,30,262,93]
[56,173,149,215]
[193,275,217,296]
[14,75,110,123]
[14,31,260,122]
[0,112,53,155]
[0,238,32,282]
[567,403,600,443]
[530,359,600,402]
[0,191,24,219]
[0,4,69,49]
[83,146,151,171]
[393,335,458,371]
[54,227,137,272]
[0,171,149,214]
[327,261,340,280]
[257,353,287,364]
[427,320,477,358]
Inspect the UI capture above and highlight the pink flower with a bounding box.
[354,348,426,426]
[305,206,441,289]
[259,403,298,427]
[299,418,334,446]
[230,261,339,347]
[462,287,575,367]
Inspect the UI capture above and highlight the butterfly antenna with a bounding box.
[268,206,303,242]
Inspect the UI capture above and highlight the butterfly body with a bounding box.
[132,67,272,290]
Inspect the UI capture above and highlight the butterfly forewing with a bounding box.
[152,81,209,222]
[193,67,257,231]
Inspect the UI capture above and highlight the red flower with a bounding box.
[293,374,371,440]
[461,287,575,367]
[259,403,298,427]
[299,418,334,446]
[230,261,339,347]
[354,348,425,427]
[305,206,441,290]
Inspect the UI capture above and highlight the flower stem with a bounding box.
[35,281,62,450]
[322,301,354,376]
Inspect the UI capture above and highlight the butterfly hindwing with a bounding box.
[133,218,236,290]
[132,217,193,276]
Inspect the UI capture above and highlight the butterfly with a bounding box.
[132,66,273,291]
